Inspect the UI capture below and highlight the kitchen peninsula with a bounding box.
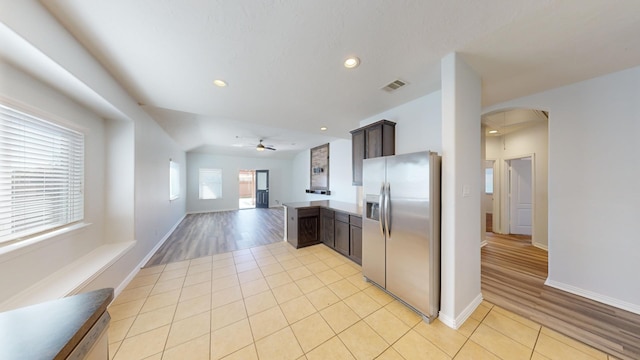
[0,288,113,359]
[283,201,363,264]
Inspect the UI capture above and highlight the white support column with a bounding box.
[439,53,483,328]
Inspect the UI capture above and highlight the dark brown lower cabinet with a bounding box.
[334,220,350,256]
[320,209,335,248]
[297,208,320,248]
[286,206,361,264]
[350,223,362,265]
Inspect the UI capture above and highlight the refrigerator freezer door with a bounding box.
[385,152,437,317]
[362,157,387,288]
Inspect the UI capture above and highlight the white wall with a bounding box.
[289,92,443,206]
[439,53,483,328]
[104,118,134,243]
[0,62,106,303]
[187,152,293,212]
[360,91,443,155]
[290,139,356,204]
[0,1,188,303]
[483,65,640,314]
[485,121,549,248]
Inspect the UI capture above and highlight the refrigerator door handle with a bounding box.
[378,183,386,236]
[385,182,391,238]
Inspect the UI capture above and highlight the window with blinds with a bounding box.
[199,168,222,199]
[0,103,84,244]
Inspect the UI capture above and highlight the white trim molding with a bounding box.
[533,242,548,251]
[439,293,484,329]
[545,279,640,315]
[113,214,186,299]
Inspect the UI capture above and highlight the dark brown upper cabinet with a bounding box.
[350,120,396,186]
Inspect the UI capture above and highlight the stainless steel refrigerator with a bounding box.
[362,151,441,322]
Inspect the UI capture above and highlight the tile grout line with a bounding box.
[119,243,612,360]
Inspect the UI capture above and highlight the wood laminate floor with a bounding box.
[482,232,640,360]
[145,208,284,267]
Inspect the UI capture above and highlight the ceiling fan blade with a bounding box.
[256,139,276,151]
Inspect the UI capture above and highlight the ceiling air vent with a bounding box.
[382,79,407,92]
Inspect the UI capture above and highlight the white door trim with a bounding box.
[501,153,536,243]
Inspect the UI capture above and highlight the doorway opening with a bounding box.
[484,160,495,233]
[238,170,256,209]
[480,107,549,332]
[482,108,547,247]
[238,169,270,209]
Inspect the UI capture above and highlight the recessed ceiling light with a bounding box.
[344,57,360,69]
[213,79,227,87]
[489,130,499,134]
[320,126,327,131]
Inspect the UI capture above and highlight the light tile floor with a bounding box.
[108,242,618,360]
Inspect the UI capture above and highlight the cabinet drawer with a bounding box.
[335,212,349,223]
[349,215,362,227]
[320,208,334,218]
[298,208,319,217]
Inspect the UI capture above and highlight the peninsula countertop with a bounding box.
[282,200,363,216]
[0,288,113,360]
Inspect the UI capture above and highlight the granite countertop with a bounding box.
[0,288,114,360]
[283,200,363,216]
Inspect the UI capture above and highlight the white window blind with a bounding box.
[0,103,84,244]
[169,160,180,200]
[199,168,222,199]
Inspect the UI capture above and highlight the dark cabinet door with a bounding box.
[351,130,365,185]
[298,208,320,247]
[366,126,383,158]
[320,210,335,248]
[350,120,395,187]
[334,219,349,256]
[299,216,318,246]
[366,122,396,158]
[350,224,362,265]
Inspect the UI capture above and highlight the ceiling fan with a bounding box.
[256,139,276,151]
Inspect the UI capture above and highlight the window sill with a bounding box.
[0,222,91,261]
[0,241,134,312]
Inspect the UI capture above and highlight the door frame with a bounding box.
[499,153,536,242]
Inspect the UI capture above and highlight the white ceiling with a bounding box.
[482,109,548,137]
[30,0,640,157]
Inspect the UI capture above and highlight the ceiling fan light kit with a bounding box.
[256,140,276,151]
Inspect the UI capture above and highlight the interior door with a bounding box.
[255,170,269,208]
[509,158,532,235]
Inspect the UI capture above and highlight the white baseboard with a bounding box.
[545,279,640,315]
[187,208,237,214]
[187,206,283,215]
[113,214,185,299]
[480,240,488,248]
[533,242,548,251]
[439,293,483,329]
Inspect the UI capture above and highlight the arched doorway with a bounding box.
[481,108,548,249]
